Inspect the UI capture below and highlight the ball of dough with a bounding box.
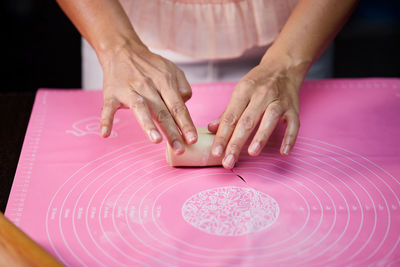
[166,127,222,167]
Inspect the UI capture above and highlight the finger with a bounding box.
[144,88,187,155]
[222,100,265,169]
[100,97,120,138]
[280,110,300,156]
[161,80,197,145]
[248,101,283,156]
[176,69,192,103]
[128,90,162,143]
[207,116,221,133]
[211,87,250,158]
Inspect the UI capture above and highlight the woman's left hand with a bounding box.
[208,55,307,169]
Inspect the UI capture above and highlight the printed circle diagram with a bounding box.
[182,186,280,236]
[45,137,400,266]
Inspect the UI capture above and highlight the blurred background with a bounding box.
[1,0,399,93]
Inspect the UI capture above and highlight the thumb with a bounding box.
[208,115,222,133]
[176,70,192,102]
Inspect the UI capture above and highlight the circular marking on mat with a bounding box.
[44,136,400,266]
[182,186,279,236]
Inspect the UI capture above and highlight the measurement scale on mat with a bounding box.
[6,92,48,226]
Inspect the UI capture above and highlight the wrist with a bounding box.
[261,44,312,82]
[96,35,149,67]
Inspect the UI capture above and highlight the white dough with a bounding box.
[166,127,222,167]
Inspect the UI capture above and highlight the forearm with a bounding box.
[56,0,146,63]
[263,0,358,77]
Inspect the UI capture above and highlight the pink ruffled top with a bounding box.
[120,0,298,60]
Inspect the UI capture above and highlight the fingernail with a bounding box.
[101,126,108,137]
[213,145,223,157]
[209,119,218,126]
[172,140,184,154]
[149,130,162,142]
[249,142,260,154]
[223,154,235,169]
[179,87,190,95]
[186,131,197,144]
[283,144,291,155]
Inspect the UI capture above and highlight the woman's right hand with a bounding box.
[56,0,196,154]
[99,41,197,155]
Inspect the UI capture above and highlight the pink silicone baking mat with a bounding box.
[5,79,400,266]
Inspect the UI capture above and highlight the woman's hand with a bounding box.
[205,0,358,169]
[56,0,198,154]
[208,55,307,169]
[99,42,197,155]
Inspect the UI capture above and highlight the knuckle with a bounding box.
[130,96,146,110]
[268,82,280,96]
[237,79,256,91]
[214,135,227,146]
[132,77,151,90]
[268,103,283,119]
[285,134,297,145]
[258,129,271,142]
[156,109,170,123]
[285,110,300,127]
[100,118,113,127]
[131,80,144,91]
[256,137,266,146]
[228,143,240,155]
[162,71,173,81]
[256,135,267,145]
[170,102,187,117]
[103,97,117,107]
[222,113,238,126]
[239,115,254,131]
[102,98,120,112]
[180,124,195,136]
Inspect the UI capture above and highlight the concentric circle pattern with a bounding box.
[45,137,400,266]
